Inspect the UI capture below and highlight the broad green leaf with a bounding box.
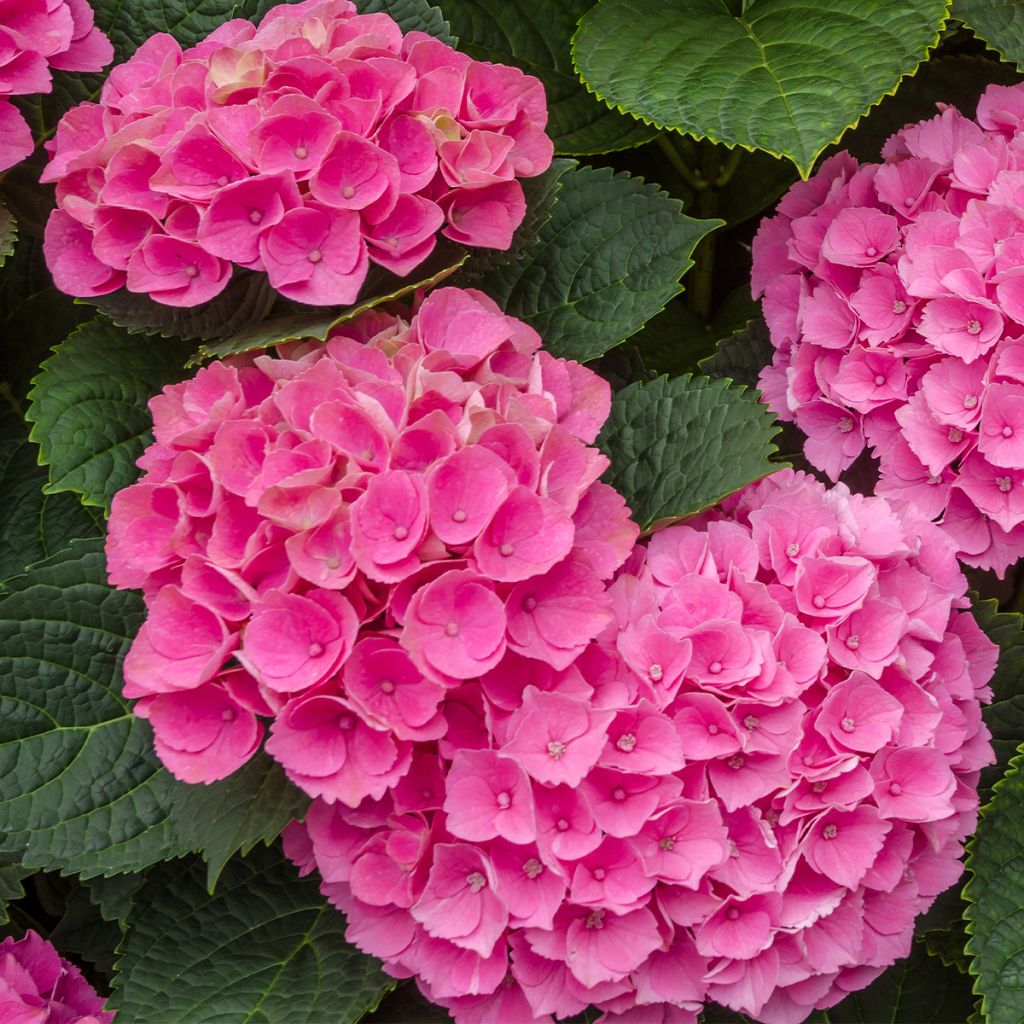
[85,872,146,923]
[0,407,101,585]
[822,940,975,1022]
[835,55,1022,165]
[0,854,32,925]
[573,0,950,176]
[475,164,723,363]
[598,373,783,532]
[956,0,1024,68]
[26,320,194,511]
[0,201,15,269]
[435,0,654,153]
[86,271,278,344]
[194,245,468,362]
[170,753,310,891]
[965,744,1024,1023]
[0,539,186,876]
[49,881,124,975]
[970,598,1024,796]
[698,319,774,390]
[112,845,393,1023]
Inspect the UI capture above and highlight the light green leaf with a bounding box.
[435,0,654,153]
[26,320,194,511]
[822,940,975,1022]
[475,164,722,363]
[0,201,16,269]
[969,598,1024,796]
[956,0,1024,68]
[965,743,1024,1023]
[112,845,393,1023]
[170,753,310,891]
[573,0,951,176]
[0,539,187,877]
[0,407,101,585]
[598,373,783,532]
[194,245,468,362]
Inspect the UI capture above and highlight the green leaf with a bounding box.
[85,271,278,344]
[474,164,722,363]
[0,406,101,585]
[970,598,1024,796]
[965,743,1024,1023]
[0,539,186,877]
[573,0,951,177]
[956,0,1024,68]
[112,845,393,1023]
[26,320,194,511]
[0,854,32,925]
[85,872,147,923]
[823,940,975,1022]
[0,201,15,269]
[49,881,124,975]
[598,373,783,532]
[435,0,654,153]
[193,245,468,363]
[697,319,774,390]
[169,753,310,891]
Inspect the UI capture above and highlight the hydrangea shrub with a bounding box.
[4,0,1024,1021]
[40,0,553,308]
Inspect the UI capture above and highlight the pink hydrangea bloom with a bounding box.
[0,929,115,1022]
[752,81,1024,576]
[40,0,553,306]
[0,0,112,172]
[106,287,637,791]
[282,469,993,1024]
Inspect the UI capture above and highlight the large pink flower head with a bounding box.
[106,286,637,793]
[282,468,994,1024]
[752,81,1024,577]
[0,929,115,1022]
[0,0,112,172]
[40,0,553,307]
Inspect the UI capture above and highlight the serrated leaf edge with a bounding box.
[569,0,954,177]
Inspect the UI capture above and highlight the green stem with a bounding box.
[715,147,743,187]
[656,134,703,192]
[686,144,721,322]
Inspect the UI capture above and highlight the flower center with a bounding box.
[308,249,322,264]
[865,246,877,257]
[1005,425,1015,438]
[342,185,356,199]
[556,818,570,832]
[999,476,1014,493]
[966,319,982,335]
[496,791,511,809]
[393,525,408,540]
[743,715,759,730]
[523,595,538,612]
[707,723,719,735]
[845,634,860,650]
[185,265,199,278]
[612,787,626,801]
[874,374,886,386]
[452,509,467,522]
[889,782,902,795]
[221,708,236,722]
[547,740,567,759]
[709,661,723,674]
[948,427,963,443]
[892,299,907,313]
[586,909,605,930]
[295,145,308,159]
[659,836,676,851]
[593,867,606,880]
[248,209,263,224]
[813,594,826,608]
[499,543,514,556]
[726,908,740,920]
[649,663,663,681]
[379,679,395,694]
[823,823,838,839]
[466,872,486,893]
[523,859,543,879]
[964,394,978,409]
[728,754,745,770]
[837,417,854,433]
[616,732,637,752]
[786,542,800,557]
[841,716,856,732]
[308,642,323,657]
[445,622,459,636]
[812,780,827,793]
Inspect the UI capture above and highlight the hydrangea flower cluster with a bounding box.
[0,930,115,1023]
[0,0,112,172]
[283,469,994,1024]
[753,82,1024,576]
[40,0,553,308]
[105,286,638,794]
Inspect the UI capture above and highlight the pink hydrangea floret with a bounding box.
[0,929,115,1023]
[281,468,994,1024]
[105,285,637,790]
[0,0,112,172]
[753,81,1024,576]
[40,0,553,307]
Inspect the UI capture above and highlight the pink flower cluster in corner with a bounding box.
[40,0,553,309]
[0,0,112,172]
[0,930,115,1023]
[753,82,1024,577]
[283,469,994,1024]
[105,286,637,789]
